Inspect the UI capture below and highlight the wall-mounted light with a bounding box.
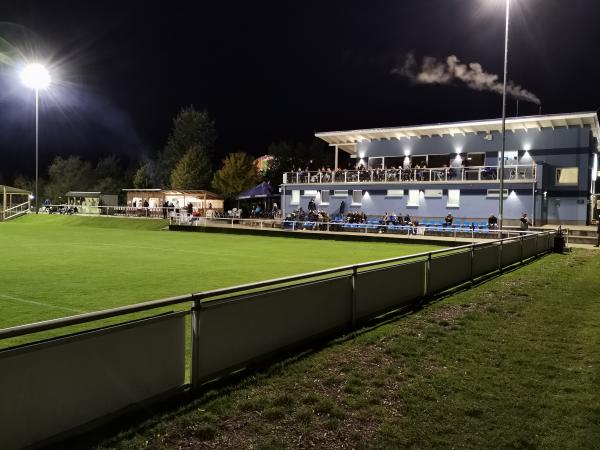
[403,148,411,156]
[523,143,532,151]
[455,146,463,154]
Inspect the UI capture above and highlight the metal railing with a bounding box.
[0,229,556,449]
[170,214,535,242]
[0,201,30,221]
[38,204,222,220]
[283,164,536,185]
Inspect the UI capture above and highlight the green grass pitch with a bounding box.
[0,215,443,330]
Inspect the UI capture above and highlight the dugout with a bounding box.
[123,189,224,212]
[65,191,119,214]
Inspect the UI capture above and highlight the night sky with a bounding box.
[1,0,599,180]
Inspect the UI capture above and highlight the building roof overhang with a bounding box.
[315,112,600,155]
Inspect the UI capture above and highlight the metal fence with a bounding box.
[0,230,556,449]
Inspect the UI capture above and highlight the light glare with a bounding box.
[20,63,51,90]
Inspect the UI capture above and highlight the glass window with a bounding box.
[447,189,460,207]
[384,157,404,169]
[556,167,579,185]
[407,189,420,207]
[486,189,508,198]
[352,190,363,205]
[291,190,300,205]
[320,190,330,205]
[333,190,348,197]
[368,157,383,170]
[386,189,404,197]
[424,189,443,198]
[302,190,318,197]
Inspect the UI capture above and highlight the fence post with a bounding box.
[191,298,202,391]
[351,266,358,327]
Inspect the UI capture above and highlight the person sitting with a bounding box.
[403,213,411,225]
[488,213,498,229]
[445,213,454,227]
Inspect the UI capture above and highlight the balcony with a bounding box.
[283,165,536,185]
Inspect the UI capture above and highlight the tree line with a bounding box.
[9,105,335,202]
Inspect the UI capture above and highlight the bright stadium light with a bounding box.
[20,63,51,90]
[19,63,52,214]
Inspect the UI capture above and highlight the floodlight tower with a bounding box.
[20,63,51,214]
[498,0,510,231]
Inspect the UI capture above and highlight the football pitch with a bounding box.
[0,215,443,330]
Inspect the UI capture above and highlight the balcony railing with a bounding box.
[283,165,536,185]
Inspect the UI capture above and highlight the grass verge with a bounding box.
[95,249,600,449]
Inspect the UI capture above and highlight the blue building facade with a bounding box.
[281,113,600,226]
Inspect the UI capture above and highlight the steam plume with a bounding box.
[393,53,541,105]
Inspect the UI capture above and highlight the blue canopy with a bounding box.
[237,182,276,199]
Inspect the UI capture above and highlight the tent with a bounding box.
[236,182,279,216]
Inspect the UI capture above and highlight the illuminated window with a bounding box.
[407,190,420,207]
[333,190,348,197]
[291,190,300,205]
[386,189,404,197]
[487,189,508,198]
[556,167,579,185]
[447,189,460,207]
[351,190,363,205]
[320,190,330,205]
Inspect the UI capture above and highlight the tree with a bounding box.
[44,156,94,202]
[132,161,159,189]
[159,106,216,186]
[94,155,125,194]
[170,144,212,189]
[212,152,261,199]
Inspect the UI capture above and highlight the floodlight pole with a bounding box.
[35,88,39,214]
[499,0,510,231]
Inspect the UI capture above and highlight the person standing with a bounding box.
[595,211,600,247]
[519,213,531,231]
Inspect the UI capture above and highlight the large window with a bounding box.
[424,189,442,198]
[302,190,318,197]
[352,190,363,205]
[407,189,420,207]
[447,189,460,207]
[320,190,330,205]
[486,189,508,198]
[386,189,404,198]
[291,190,300,205]
[556,167,579,185]
[368,157,383,170]
[333,190,348,197]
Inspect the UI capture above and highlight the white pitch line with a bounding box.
[0,293,85,314]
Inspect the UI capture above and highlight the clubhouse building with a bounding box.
[281,112,600,226]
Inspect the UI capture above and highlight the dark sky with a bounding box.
[1,0,600,180]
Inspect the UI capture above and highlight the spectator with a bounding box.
[520,213,531,231]
[143,199,149,208]
[488,213,498,229]
[187,202,193,216]
[308,198,317,211]
[445,213,454,227]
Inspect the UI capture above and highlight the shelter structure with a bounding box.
[65,192,119,214]
[281,112,600,226]
[0,185,31,221]
[122,189,224,211]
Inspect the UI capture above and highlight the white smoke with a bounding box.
[393,53,541,105]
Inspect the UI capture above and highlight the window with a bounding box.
[291,190,300,205]
[351,190,363,205]
[368,157,383,170]
[556,167,579,185]
[302,190,318,197]
[486,189,508,199]
[424,189,443,198]
[320,190,330,205]
[386,189,404,198]
[333,190,348,197]
[407,189,420,207]
[447,189,460,207]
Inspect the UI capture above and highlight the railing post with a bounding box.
[191,298,202,391]
[351,266,358,326]
[499,238,504,274]
[425,252,432,298]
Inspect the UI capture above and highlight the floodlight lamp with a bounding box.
[20,63,51,90]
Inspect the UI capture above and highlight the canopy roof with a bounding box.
[122,189,223,200]
[1,185,31,195]
[66,191,102,197]
[316,112,600,154]
[237,182,276,199]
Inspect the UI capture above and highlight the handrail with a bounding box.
[4,201,30,213]
[0,230,553,341]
